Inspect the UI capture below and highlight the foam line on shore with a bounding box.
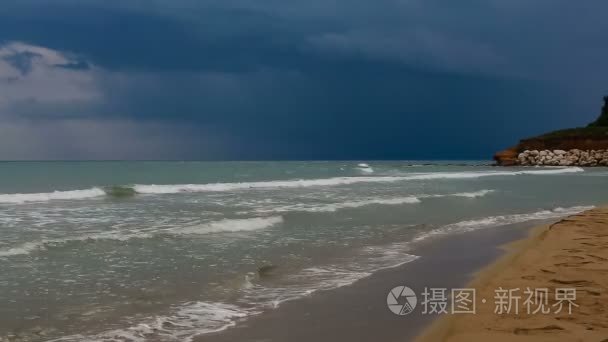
[48,242,420,342]
[417,206,608,341]
[413,205,594,242]
[48,302,258,342]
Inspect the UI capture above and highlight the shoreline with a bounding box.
[196,220,543,342]
[417,207,608,342]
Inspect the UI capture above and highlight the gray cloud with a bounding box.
[0,42,101,115]
[0,43,231,160]
[0,0,606,160]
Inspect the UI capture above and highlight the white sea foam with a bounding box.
[36,199,587,341]
[255,196,422,213]
[422,189,495,199]
[240,243,419,308]
[49,302,258,342]
[50,241,419,341]
[400,167,584,180]
[413,205,595,242]
[0,232,153,257]
[0,241,44,257]
[133,167,583,194]
[451,189,495,198]
[0,167,583,204]
[169,216,283,235]
[132,177,396,194]
[0,188,105,204]
[331,197,421,209]
[519,167,585,175]
[254,190,494,213]
[0,217,283,257]
[356,163,374,174]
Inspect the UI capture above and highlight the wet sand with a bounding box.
[418,207,608,342]
[195,221,541,342]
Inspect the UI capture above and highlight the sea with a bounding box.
[0,161,605,341]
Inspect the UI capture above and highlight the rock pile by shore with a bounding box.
[494,96,608,166]
[518,149,608,166]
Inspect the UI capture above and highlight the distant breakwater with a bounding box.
[512,149,608,167]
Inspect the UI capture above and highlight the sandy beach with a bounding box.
[418,207,608,342]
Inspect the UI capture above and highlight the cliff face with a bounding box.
[494,147,519,166]
[518,136,608,151]
[494,97,608,166]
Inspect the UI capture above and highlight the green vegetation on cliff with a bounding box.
[589,96,608,127]
[494,96,608,165]
[535,126,608,140]
[526,96,608,141]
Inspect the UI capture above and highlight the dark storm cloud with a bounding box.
[0,2,309,72]
[0,0,607,159]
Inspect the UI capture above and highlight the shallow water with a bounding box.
[0,161,605,341]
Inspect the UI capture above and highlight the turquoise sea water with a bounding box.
[0,161,606,341]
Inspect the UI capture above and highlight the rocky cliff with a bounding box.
[494,97,608,166]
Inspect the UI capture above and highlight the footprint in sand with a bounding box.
[554,261,592,267]
[550,279,593,286]
[513,325,564,335]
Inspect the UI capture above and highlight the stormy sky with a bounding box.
[0,0,607,160]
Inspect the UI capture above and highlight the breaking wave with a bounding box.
[131,177,395,194]
[451,189,495,198]
[103,186,137,198]
[168,216,284,235]
[0,186,136,204]
[255,196,421,213]
[132,167,583,194]
[254,190,494,213]
[413,205,594,242]
[0,167,583,204]
[0,241,45,257]
[423,189,495,199]
[0,216,283,257]
[356,163,374,174]
[0,188,106,204]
